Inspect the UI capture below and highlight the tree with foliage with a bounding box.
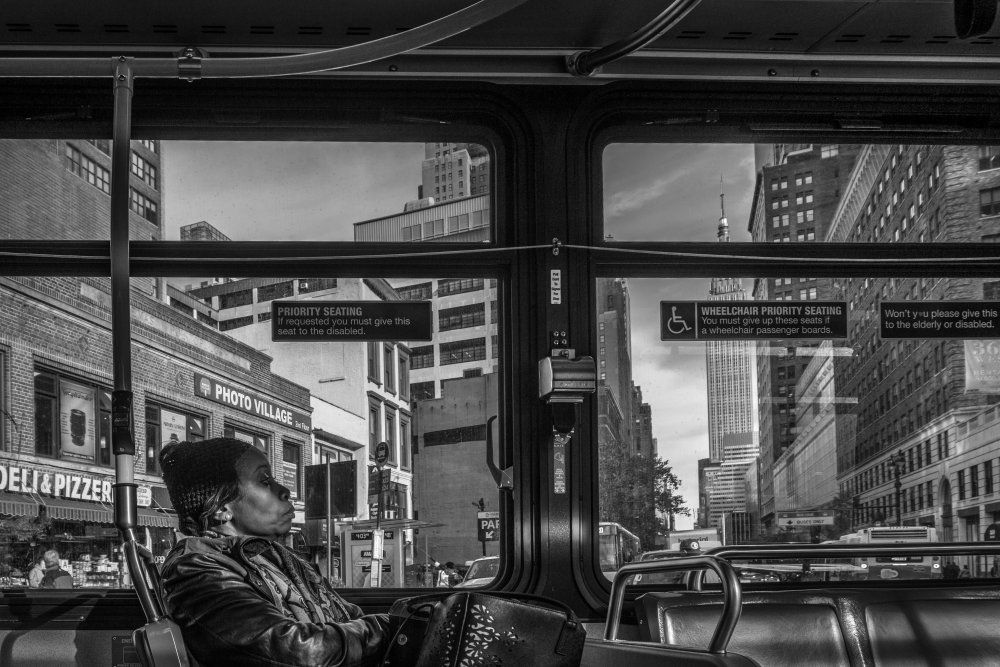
[653,457,691,533]
[599,440,690,550]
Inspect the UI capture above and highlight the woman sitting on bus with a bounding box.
[159,437,395,666]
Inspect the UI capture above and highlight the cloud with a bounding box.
[605,173,685,220]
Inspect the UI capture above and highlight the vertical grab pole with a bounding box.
[110,56,137,537]
[107,57,161,621]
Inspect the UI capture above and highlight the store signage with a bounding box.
[0,462,112,503]
[661,301,848,341]
[881,301,1000,339]
[965,340,1000,392]
[194,373,312,433]
[60,379,97,463]
[776,511,835,527]
[351,530,395,540]
[477,511,500,542]
[271,300,432,342]
[985,523,1000,542]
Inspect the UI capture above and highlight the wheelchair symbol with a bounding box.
[666,306,692,335]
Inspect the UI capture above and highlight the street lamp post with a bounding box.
[888,451,905,526]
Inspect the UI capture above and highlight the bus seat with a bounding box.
[866,599,1000,666]
[133,619,197,667]
[124,541,201,667]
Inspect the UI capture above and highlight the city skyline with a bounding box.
[163,140,759,532]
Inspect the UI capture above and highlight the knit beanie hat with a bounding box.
[160,437,254,523]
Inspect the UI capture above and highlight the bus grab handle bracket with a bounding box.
[486,416,513,490]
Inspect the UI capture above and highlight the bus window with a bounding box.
[597,140,1000,583]
[0,136,506,591]
[137,269,504,589]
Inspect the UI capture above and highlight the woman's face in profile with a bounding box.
[226,447,296,540]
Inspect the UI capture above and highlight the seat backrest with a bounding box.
[133,619,197,667]
[124,540,200,667]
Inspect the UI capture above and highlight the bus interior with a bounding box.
[3,1,1000,666]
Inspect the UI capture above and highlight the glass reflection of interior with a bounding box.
[598,142,1000,582]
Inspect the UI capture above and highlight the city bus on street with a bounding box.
[832,526,942,580]
[599,522,643,577]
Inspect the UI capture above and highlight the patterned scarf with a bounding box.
[250,540,356,624]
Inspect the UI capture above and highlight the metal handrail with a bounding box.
[566,0,702,76]
[684,542,1000,590]
[0,0,528,79]
[708,542,1000,560]
[606,555,742,653]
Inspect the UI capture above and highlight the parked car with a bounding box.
[454,556,499,589]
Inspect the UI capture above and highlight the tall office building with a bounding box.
[825,144,1000,536]
[705,193,758,462]
[703,193,759,529]
[748,144,861,529]
[358,143,657,543]
[180,220,231,241]
[418,142,491,204]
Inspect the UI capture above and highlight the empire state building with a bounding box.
[704,192,760,529]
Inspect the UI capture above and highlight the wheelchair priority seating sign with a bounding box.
[660,301,848,341]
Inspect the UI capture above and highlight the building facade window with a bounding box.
[368,398,381,453]
[130,151,158,189]
[411,345,434,370]
[410,381,435,401]
[980,187,1000,216]
[257,281,294,302]
[383,344,395,393]
[385,411,397,465]
[223,424,268,453]
[87,139,110,154]
[34,370,113,467]
[440,337,487,365]
[219,315,253,331]
[397,282,433,301]
[367,342,380,382]
[438,303,486,331]
[218,289,253,309]
[400,416,412,470]
[297,277,338,294]
[437,278,484,297]
[129,188,159,225]
[147,404,206,474]
[65,144,111,195]
[979,146,1000,171]
[398,351,410,401]
[316,445,353,464]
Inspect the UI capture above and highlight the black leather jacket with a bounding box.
[161,535,393,666]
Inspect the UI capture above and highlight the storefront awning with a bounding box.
[41,497,112,523]
[0,491,39,517]
[137,507,174,528]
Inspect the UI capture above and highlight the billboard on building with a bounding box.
[59,379,95,463]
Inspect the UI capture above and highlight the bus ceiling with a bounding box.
[0,0,998,85]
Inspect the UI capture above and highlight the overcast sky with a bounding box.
[163,140,759,532]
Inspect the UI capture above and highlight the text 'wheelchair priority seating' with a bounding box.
[383,591,586,667]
